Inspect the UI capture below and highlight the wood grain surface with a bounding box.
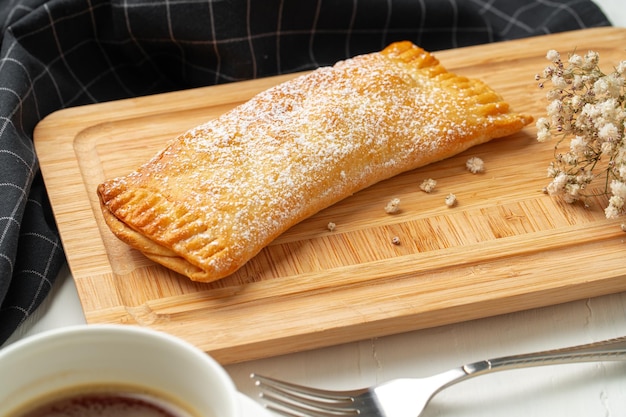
[34,27,626,364]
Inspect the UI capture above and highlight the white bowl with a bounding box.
[0,324,241,417]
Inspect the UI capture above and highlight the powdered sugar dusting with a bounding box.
[107,43,526,279]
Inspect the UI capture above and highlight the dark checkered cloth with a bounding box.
[0,0,610,344]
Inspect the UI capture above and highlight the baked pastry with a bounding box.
[97,41,533,282]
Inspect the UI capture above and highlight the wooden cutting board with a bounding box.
[35,27,626,364]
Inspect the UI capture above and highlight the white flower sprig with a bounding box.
[535,49,626,219]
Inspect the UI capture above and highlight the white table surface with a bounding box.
[5,3,626,415]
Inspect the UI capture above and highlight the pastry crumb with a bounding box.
[391,236,401,245]
[385,198,401,214]
[466,156,485,174]
[445,193,457,207]
[327,222,336,231]
[420,178,437,193]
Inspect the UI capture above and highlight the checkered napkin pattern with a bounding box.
[0,0,610,344]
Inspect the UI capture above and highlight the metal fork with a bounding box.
[251,336,626,417]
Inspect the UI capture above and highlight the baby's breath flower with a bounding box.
[546,50,561,62]
[569,94,583,110]
[546,172,568,196]
[569,136,586,153]
[608,195,625,213]
[384,198,401,214]
[536,49,626,224]
[606,204,621,219]
[547,164,559,178]
[546,99,562,118]
[419,178,437,193]
[594,74,622,98]
[542,66,555,78]
[552,75,569,90]
[610,180,626,199]
[545,89,560,101]
[599,123,618,141]
[601,141,616,156]
[571,75,584,91]
[568,54,583,66]
[536,117,551,142]
[563,183,581,203]
[444,193,457,207]
[583,50,600,70]
[465,156,485,174]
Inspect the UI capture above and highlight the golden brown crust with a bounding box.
[97,41,533,282]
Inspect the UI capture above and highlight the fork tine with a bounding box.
[261,393,355,417]
[251,374,360,416]
[252,374,357,400]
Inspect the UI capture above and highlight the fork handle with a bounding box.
[462,335,626,376]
